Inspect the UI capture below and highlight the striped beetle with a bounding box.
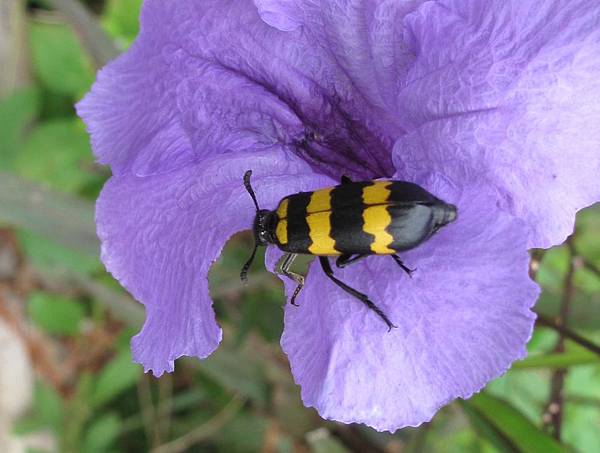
[240,170,457,329]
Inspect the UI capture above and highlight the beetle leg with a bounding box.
[319,257,396,331]
[338,254,415,277]
[335,253,368,268]
[275,253,305,306]
[391,254,416,278]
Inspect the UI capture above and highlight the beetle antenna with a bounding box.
[241,170,260,283]
[243,170,260,212]
[240,242,258,283]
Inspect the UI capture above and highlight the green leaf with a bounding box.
[525,326,559,354]
[0,87,40,168]
[461,403,515,453]
[14,119,94,193]
[102,0,143,47]
[200,345,269,406]
[235,288,284,345]
[27,292,85,336]
[0,172,99,260]
[306,428,350,453]
[215,412,268,453]
[92,350,141,409]
[275,436,295,453]
[17,230,101,275]
[82,413,122,453]
[574,265,600,294]
[563,365,600,451]
[514,350,600,369]
[574,205,600,266]
[14,382,64,434]
[486,367,550,429]
[536,247,569,293]
[119,388,208,436]
[465,393,563,453]
[63,373,96,453]
[29,20,93,96]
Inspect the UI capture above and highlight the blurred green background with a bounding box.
[0,1,599,452]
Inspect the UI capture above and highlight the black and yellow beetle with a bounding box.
[240,170,457,330]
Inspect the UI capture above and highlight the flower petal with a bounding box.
[394,0,600,248]
[254,0,424,113]
[270,179,538,431]
[253,0,303,31]
[78,0,294,176]
[97,149,329,376]
[78,0,424,180]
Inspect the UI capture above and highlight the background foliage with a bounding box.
[0,1,598,452]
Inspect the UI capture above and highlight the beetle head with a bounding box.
[241,170,274,283]
[253,209,275,246]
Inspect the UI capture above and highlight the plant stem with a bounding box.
[536,315,600,357]
[46,0,119,68]
[541,237,576,439]
[150,396,244,453]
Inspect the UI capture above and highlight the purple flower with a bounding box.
[77,0,600,431]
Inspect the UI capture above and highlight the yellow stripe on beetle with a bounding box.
[274,198,289,245]
[276,198,289,219]
[306,188,333,214]
[306,189,339,255]
[362,181,392,205]
[276,219,288,245]
[306,212,339,255]
[363,206,395,253]
[362,183,395,254]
